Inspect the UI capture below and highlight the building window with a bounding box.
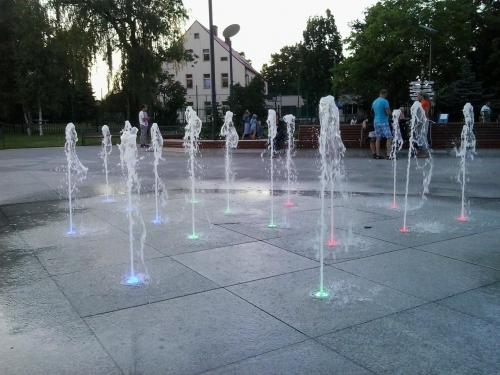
[203,49,210,61]
[203,74,211,89]
[194,33,199,39]
[221,73,229,88]
[245,73,250,86]
[186,74,193,89]
[220,56,228,61]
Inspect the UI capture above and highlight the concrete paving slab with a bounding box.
[86,289,306,374]
[228,267,423,337]
[416,228,500,270]
[36,237,164,275]
[335,248,500,301]
[54,257,219,317]
[319,303,500,374]
[265,228,404,264]
[204,339,371,375]
[439,282,500,325]
[0,248,49,287]
[173,241,317,286]
[0,278,120,375]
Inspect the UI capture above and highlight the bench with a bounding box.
[297,124,363,148]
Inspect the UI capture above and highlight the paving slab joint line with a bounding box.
[77,285,223,319]
[32,253,125,375]
[310,336,379,375]
[315,279,500,340]
[328,263,429,302]
[193,338,312,375]
[224,287,311,338]
[411,245,500,272]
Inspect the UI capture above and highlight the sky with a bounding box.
[91,0,378,99]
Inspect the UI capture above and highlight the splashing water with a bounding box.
[267,109,278,228]
[390,110,404,209]
[220,111,239,214]
[312,96,346,299]
[183,107,202,239]
[64,123,88,235]
[283,114,296,208]
[100,125,113,202]
[455,103,476,222]
[151,123,168,224]
[401,101,433,233]
[118,125,149,286]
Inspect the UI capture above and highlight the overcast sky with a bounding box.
[91,0,378,98]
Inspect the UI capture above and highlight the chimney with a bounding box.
[211,25,218,37]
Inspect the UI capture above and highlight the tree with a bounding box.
[261,45,301,96]
[156,73,186,125]
[301,9,343,113]
[228,75,266,132]
[261,9,343,115]
[333,0,482,111]
[54,0,188,118]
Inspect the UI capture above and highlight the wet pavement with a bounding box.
[1,146,499,374]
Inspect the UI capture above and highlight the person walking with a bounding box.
[481,101,492,123]
[241,110,251,139]
[139,104,150,148]
[371,89,393,159]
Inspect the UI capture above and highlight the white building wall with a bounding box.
[164,21,257,121]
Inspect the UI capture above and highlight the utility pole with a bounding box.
[208,0,218,138]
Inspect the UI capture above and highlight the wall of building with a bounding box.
[164,21,257,121]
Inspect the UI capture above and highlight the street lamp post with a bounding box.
[208,0,217,138]
[419,25,438,80]
[223,24,240,104]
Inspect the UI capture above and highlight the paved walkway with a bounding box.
[1,146,499,374]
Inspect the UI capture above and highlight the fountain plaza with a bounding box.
[1,139,500,374]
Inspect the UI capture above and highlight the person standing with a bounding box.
[241,110,251,139]
[371,89,393,159]
[481,101,492,123]
[139,104,150,148]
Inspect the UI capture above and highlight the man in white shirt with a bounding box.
[139,104,149,147]
[480,102,491,123]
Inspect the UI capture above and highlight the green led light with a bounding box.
[311,289,330,299]
[188,233,199,240]
[224,208,231,214]
[267,223,277,228]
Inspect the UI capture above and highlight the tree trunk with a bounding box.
[38,96,43,136]
[23,105,32,136]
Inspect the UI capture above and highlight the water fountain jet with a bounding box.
[100,125,113,202]
[151,123,167,224]
[267,110,278,228]
[220,111,239,214]
[64,123,88,235]
[183,107,202,239]
[390,110,404,210]
[455,103,476,222]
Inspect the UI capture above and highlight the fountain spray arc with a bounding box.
[400,101,433,233]
[151,123,168,224]
[267,109,278,228]
[118,125,149,286]
[455,103,476,222]
[220,111,239,214]
[283,114,296,208]
[390,110,404,209]
[314,96,346,299]
[101,125,113,202]
[64,123,88,235]
[183,107,202,239]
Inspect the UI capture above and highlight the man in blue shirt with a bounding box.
[371,89,393,159]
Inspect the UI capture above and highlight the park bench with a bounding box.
[80,128,121,146]
[297,124,363,148]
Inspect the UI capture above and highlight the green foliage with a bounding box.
[262,9,343,114]
[228,75,267,126]
[334,0,498,112]
[156,73,186,124]
[54,0,188,116]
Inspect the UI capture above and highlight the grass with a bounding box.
[0,134,121,149]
